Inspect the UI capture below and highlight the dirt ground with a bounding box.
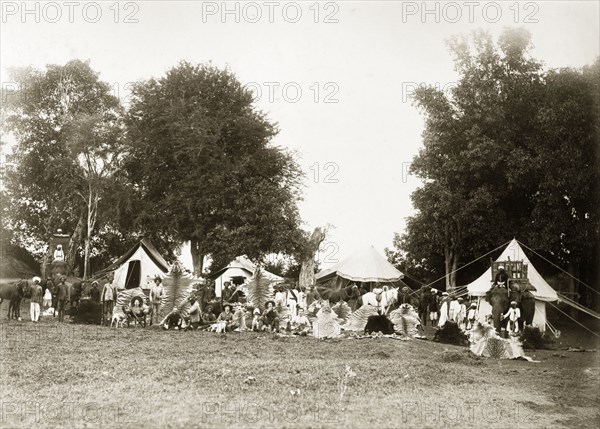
[0,300,598,429]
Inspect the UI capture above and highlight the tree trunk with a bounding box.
[67,213,85,277]
[299,227,327,290]
[567,262,579,319]
[450,253,459,293]
[444,244,451,292]
[190,238,204,277]
[83,188,99,280]
[594,240,600,312]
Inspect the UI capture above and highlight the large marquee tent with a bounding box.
[315,245,405,287]
[466,239,558,331]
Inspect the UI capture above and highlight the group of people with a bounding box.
[416,288,478,331]
[27,275,77,323]
[171,297,312,335]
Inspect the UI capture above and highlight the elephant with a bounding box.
[485,285,510,333]
[510,283,537,327]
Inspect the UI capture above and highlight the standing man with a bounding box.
[90,281,101,303]
[149,276,164,325]
[48,278,58,317]
[56,276,70,322]
[30,277,43,323]
[428,288,439,326]
[448,295,461,322]
[101,273,116,324]
[287,285,300,317]
[437,292,451,327]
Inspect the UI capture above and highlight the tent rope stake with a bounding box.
[546,301,600,338]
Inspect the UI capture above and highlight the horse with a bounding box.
[360,287,398,314]
[315,283,360,306]
[0,280,31,320]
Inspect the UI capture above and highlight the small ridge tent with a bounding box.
[209,256,283,298]
[97,239,170,290]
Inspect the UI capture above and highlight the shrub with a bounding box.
[433,322,468,346]
[70,300,102,324]
[520,325,553,350]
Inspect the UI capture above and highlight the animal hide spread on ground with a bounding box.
[433,321,468,346]
[342,306,379,332]
[312,301,341,339]
[331,301,352,323]
[389,304,422,337]
[364,314,395,335]
[470,322,535,360]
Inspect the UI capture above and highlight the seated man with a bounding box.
[124,296,146,326]
[162,312,183,330]
[291,307,311,335]
[53,244,65,261]
[261,300,280,332]
[186,296,201,330]
[202,305,217,324]
[217,304,238,332]
[251,308,262,331]
[494,265,509,288]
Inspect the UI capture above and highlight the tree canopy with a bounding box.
[392,29,599,297]
[1,60,127,275]
[123,61,306,275]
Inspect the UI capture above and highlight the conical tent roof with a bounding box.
[316,245,404,283]
[467,239,558,302]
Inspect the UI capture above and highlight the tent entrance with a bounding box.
[125,260,141,289]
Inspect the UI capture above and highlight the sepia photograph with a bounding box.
[0,1,599,428]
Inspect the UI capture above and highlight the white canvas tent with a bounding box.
[315,245,405,286]
[466,239,558,331]
[97,239,170,290]
[210,256,283,298]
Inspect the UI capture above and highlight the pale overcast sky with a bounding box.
[1,1,598,269]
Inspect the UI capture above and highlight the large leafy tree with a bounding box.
[124,62,305,276]
[396,29,599,298]
[2,60,126,277]
[526,61,600,307]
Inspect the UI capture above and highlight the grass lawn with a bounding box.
[1,302,598,429]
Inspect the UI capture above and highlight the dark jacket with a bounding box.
[90,286,101,303]
[57,282,70,301]
[495,270,509,286]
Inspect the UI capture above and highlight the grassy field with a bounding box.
[1,302,598,429]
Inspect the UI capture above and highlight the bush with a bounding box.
[70,300,102,324]
[520,325,553,350]
[433,322,468,346]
